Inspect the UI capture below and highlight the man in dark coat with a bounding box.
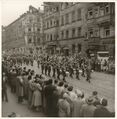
[44,79,56,117]
[94,98,112,117]
[57,66,60,80]
[86,66,91,83]
[69,65,74,78]
[41,62,45,74]
[52,88,60,117]
[52,64,56,78]
[48,64,51,77]
[62,68,66,82]
[76,67,80,80]
[45,62,48,75]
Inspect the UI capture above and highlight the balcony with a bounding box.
[96,14,111,24]
[87,14,111,26]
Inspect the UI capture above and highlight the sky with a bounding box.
[1,0,44,26]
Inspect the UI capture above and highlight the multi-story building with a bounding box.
[43,2,60,54]
[86,3,115,57]
[43,2,115,57]
[2,5,44,55]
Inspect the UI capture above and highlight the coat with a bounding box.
[16,76,24,97]
[71,99,84,117]
[31,83,42,107]
[94,105,111,117]
[58,99,71,117]
[44,84,56,116]
[80,104,96,117]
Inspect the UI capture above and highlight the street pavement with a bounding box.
[2,60,115,117]
[2,86,45,117]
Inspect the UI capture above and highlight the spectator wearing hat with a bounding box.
[80,96,96,117]
[71,89,84,117]
[94,98,112,117]
[58,93,71,117]
[91,91,100,106]
[67,86,77,101]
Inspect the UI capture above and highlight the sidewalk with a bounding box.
[2,86,45,117]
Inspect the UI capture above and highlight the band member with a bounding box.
[48,64,51,77]
[62,68,66,82]
[81,63,85,77]
[69,65,74,78]
[41,62,45,74]
[57,65,60,80]
[52,64,56,78]
[86,66,91,83]
[76,67,80,80]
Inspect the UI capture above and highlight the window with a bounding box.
[50,20,52,27]
[94,8,99,17]
[37,18,40,22]
[50,34,52,41]
[66,30,69,39]
[47,22,49,28]
[77,9,81,20]
[78,27,81,36]
[47,34,49,41]
[72,11,75,22]
[61,16,64,25]
[78,44,81,53]
[61,31,64,39]
[56,7,59,12]
[105,5,110,14]
[28,28,31,31]
[89,29,93,37]
[56,20,59,26]
[28,38,32,43]
[72,28,75,37]
[94,29,99,37]
[37,28,40,32]
[104,27,110,37]
[100,8,104,16]
[29,17,33,23]
[88,9,93,19]
[66,13,69,24]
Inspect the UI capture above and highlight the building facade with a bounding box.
[2,5,44,55]
[43,2,115,57]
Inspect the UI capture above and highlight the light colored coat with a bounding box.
[31,83,42,107]
[80,103,96,117]
[71,98,84,117]
[58,99,71,117]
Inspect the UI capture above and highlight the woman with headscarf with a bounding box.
[31,80,42,111]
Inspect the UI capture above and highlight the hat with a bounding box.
[92,91,98,96]
[86,97,94,105]
[58,81,64,86]
[100,98,108,106]
[68,86,73,91]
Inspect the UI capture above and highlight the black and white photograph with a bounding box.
[1,0,115,117]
